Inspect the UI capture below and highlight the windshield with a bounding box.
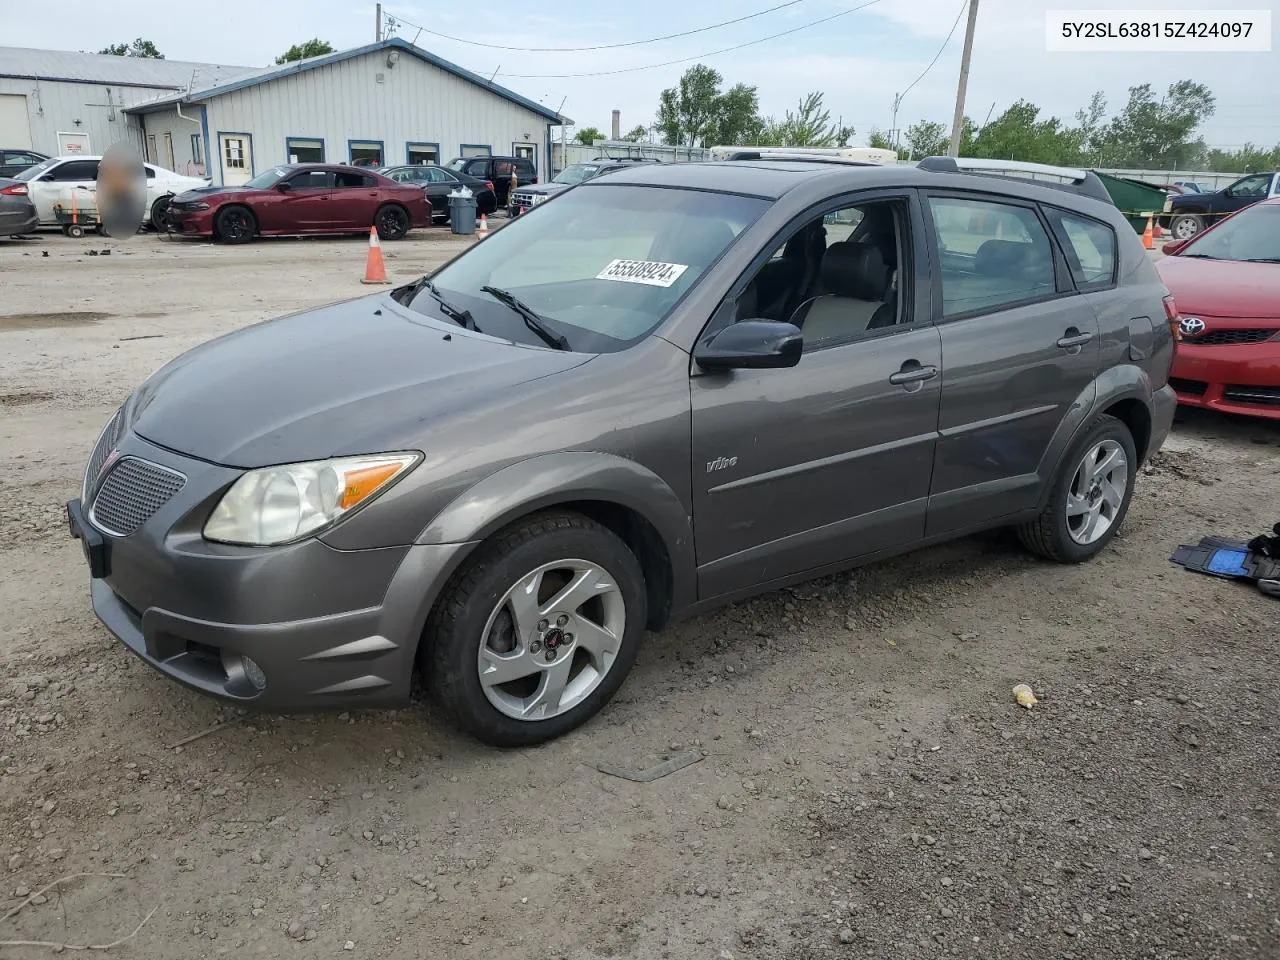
[243,166,290,189]
[553,164,601,186]
[1181,203,1280,262]
[15,158,59,181]
[417,184,767,352]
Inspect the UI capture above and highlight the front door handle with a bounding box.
[888,362,939,386]
[1057,330,1093,349]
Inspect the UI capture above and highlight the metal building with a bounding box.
[124,39,568,185]
[0,47,252,163]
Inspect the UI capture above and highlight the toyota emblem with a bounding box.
[1179,316,1206,337]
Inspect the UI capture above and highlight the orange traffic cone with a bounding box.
[477,214,489,236]
[1152,219,1164,240]
[1141,215,1154,250]
[360,226,390,284]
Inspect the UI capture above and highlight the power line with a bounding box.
[485,0,884,79]
[897,0,967,105]
[385,0,810,53]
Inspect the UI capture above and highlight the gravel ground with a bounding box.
[0,230,1277,959]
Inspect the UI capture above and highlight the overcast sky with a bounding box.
[7,0,1276,150]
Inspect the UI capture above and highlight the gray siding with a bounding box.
[139,106,208,176]
[201,51,553,185]
[0,77,168,155]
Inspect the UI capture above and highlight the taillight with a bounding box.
[1163,294,1181,342]
[0,183,28,196]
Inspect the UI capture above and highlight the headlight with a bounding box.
[189,202,210,211]
[202,453,419,546]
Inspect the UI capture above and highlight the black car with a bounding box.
[444,155,537,207]
[509,158,659,216]
[378,165,498,219]
[0,149,49,179]
[1160,171,1280,241]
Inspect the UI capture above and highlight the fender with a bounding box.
[1034,363,1154,512]
[417,452,698,615]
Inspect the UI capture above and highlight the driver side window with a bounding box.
[1232,175,1270,197]
[732,198,907,348]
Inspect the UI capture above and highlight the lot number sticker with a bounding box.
[596,259,689,288]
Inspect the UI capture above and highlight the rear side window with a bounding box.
[1047,210,1116,289]
[516,159,535,175]
[52,160,100,181]
[334,171,374,187]
[289,170,336,189]
[465,160,489,177]
[927,196,1056,317]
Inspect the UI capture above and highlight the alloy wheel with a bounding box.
[1066,439,1128,545]
[477,559,626,721]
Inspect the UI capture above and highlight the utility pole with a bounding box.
[947,0,979,157]
[891,92,902,151]
[376,3,383,42]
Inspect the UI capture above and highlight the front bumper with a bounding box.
[68,431,473,711]
[165,206,215,237]
[1168,342,1280,420]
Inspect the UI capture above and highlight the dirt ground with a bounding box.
[1,229,1277,960]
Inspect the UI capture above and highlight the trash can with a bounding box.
[448,192,477,235]
[1093,171,1170,234]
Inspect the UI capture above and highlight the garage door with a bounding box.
[0,95,32,149]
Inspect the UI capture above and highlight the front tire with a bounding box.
[1018,415,1137,563]
[214,205,255,244]
[425,511,648,747]
[375,204,409,240]
[150,195,172,232]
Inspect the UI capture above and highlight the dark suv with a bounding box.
[509,158,659,216]
[445,155,536,208]
[68,157,1177,747]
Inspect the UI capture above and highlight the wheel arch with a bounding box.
[213,202,258,239]
[417,452,696,630]
[1034,366,1156,512]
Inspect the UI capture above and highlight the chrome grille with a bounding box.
[83,410,123,501]
[90,457,186,537]
[1188,328,1277,346]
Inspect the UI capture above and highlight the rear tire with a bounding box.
[214,205,255,244]
[375,204,409,240]
[424,511,647,747]
[1018,415,1137,563]
[1170,213,1204,241]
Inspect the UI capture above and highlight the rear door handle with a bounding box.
[1057,331,1093,348]
[888,363,938,386]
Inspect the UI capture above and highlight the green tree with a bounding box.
[621,125,649,142]
[1206,143,1280,173]
[99,38,164,58]
[903,120,948,159]
[656,65,758,148]
[1094,81,1215,168]
[754,92,852,148]
[969,100,1084,165]
[275,39,335,64]
[1073,91,1108,163]
[574,126,605,145]
[866,128,895,151]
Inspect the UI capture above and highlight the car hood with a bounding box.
[173,185,255,202]
[129,296,590,468]
[1157,256,1280,319]
[517,183,568,197]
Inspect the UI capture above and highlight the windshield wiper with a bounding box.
[1244,257,1280,263]
[398,276,480,331]
[1180,253,1219,259]
[480,285,570,350]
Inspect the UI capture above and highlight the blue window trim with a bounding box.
[406,141,441,164]
[348,139,385,165]
[199,107,211,179]
[285,135,326,162]
[215,130,254,185]
[459,143,492,159]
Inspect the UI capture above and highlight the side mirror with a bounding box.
[276,180,293,192]
[1162,239,1187,255]
[39,173,56,182]
[695,320,803,371]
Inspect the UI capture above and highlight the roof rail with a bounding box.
[917,156,1113,204]
[723,152,880,166]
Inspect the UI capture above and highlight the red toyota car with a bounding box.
[166,163,432,243]
[1157,198,1280,420]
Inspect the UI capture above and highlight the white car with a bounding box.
[14,155,210,231]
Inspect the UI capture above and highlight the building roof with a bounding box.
[123,38,566,124]
[0,46,255,90]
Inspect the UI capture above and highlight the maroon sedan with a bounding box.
[166,163,432,243]
[1157,198,1280,420]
